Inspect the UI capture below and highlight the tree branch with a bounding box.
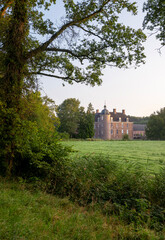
[45,44,109,62]
[25,0,110,60]
[45,47,80,58]
[0,0,13,18]
[31,72,83,82]
[76,24,105,41]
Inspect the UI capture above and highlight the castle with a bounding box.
[94,105,133,140]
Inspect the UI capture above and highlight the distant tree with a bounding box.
[146,108,165,140]
[57,98,81,138]
[143,0,165,46]
[87,103,94,114]
[78,103,95,139]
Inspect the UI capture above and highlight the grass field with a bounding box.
[63,140,165,173]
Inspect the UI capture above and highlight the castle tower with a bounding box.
[100,105,111,140]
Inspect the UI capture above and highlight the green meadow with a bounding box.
[63,140,165,173]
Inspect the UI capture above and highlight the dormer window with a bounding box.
[111,117,113,122]
[126,118,129,122]
[119,117,121,122]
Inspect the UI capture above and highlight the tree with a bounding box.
[57,100,95,139]
[0,91,71,178]
[143,0,165,46]
[57,98,81,137]
[0,0,146,174]
[146,107,165,140]
[78,103,95,139]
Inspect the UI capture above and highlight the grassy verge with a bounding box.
[0,178,163,240]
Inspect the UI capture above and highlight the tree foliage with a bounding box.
[146,107,165,140]
[0,91,71,179]
[143,0,165,46]
[0,0,146,86]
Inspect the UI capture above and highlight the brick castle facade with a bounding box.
[94,105,133,140]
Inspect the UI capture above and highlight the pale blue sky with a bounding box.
[40,0,165,117]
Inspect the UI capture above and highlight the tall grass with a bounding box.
[47,155,165,233]
[0,177,164,240]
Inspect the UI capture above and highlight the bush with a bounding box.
[122,134,129,141]
[48,154,165,230]
[0,92,72,184]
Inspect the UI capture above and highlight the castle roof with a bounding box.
[101,105,109,115]
[109,112,126,122]
[133,124,146,131]
[95,108,130,122]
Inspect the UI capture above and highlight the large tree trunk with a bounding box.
[0,0,28,175]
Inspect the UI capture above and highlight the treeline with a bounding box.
[128,116,149,124]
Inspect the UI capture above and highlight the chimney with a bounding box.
[122,109,125,115]
[113,109,116,114]
[96,109,99,113]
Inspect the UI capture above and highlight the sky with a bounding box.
[40,0,165,117]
